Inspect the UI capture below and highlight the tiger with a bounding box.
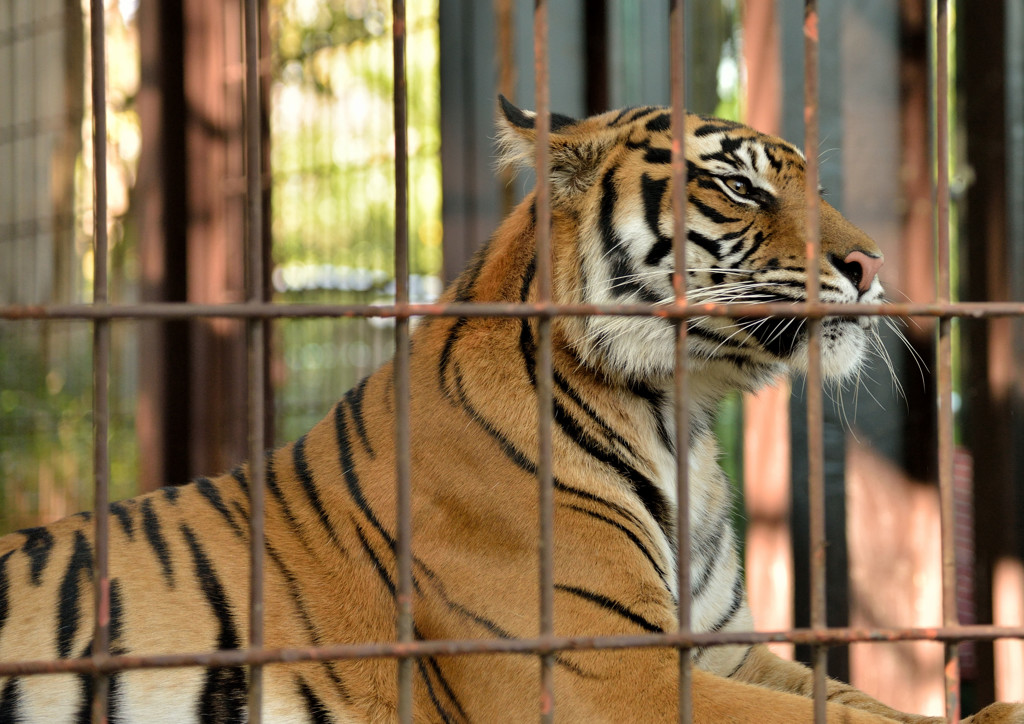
[2,96,1023,723]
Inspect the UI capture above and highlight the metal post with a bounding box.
[669,1,691,722]
[243,0,266,718]
[89,0,112,720]
[533,2,555,721]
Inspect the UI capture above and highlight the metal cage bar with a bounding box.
[669,1,692,721]
[933,0,959,720]
[88,0,112,720]
[243,0,266,718]
[532,2,557,720]
[9,298,1024,322]
[5,623,1024,679]
[391,0,414,720]
[799,2,828,721]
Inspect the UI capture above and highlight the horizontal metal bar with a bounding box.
[2,624,1023,678]
[3,300,1024,322]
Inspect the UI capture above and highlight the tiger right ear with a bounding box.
[495,95,578,173]
[496,96,609,198]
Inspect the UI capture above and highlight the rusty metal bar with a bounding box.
[669,1,691,722]
[89,0,112,720]
[932,0,959,720]
[7,298,1024,322]
[243,0,266,718]
[391,1,414,721]
[5,624,1024,680]
[532,1,556,721]
[801,3,827,721]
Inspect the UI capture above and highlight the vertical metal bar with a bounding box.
[669,1,691,722]
[89,0,112,719]
[801,3,827,722]
[392,1,414,721]
[932,0,959,720]
[243,0,266,719]
[533,1,555,722]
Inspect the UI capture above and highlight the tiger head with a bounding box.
[497,96,885,393]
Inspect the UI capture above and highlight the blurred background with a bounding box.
[1,0,1022,716]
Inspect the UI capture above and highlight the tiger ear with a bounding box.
[496,95,608,198]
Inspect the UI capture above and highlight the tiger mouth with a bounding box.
[745,315,869,361]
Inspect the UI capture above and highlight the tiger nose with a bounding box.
[832,251,883,293]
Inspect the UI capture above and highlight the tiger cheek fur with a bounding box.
[3,96,1023,724]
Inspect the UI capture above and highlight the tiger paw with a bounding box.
[961,703,1024,724]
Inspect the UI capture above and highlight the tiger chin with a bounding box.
[1,99,1021,724]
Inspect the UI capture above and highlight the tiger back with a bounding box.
[3,97,1023,723]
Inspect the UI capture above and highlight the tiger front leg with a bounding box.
[731,644,1024,723]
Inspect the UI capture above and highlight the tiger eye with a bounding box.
[726,177,751,195]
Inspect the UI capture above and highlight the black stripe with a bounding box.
[335,406,393,550]
[424,657,468,722]
[693,576,748,665]
[351,525,455,723]
[110,501,134,540]
[607,106,639,126]
[644,147,671,165]
[0,677,20,724]
[640,173,672,266]
[691,196,741,225]
[626,106,659,123]
[293,436,347,553]
[564,503,666,582]
[694,122,733,137]
[686,229,723,259]
[554,400,672,539]
[161,485,181,503]
[645,113,671,132]
[450,364,650,534]
[599,168,662,304]
[726,646,753,678]
[691,520,728,599]
[230,465,249,496]
[265,455,307,536]
[263,454,333,564]
[708,575,746,633]
[195,477,244,537]
[181,524,246,723]
[345,376,375,458]
[108,578,125,644]
[555,584,663,633]
[73,582,125,724]
[18,526,54,586]
[141,497,175,587]
[353,521,394,597]
[453,237,493,302]
[764,147,784,173]
[438,317,469,400]
[554,371,637,458]
[0,550,11,633]
[57,530,93,658]
[518,256,539,385]
[625,380,673,453]
[296,677,332,724]
[415,658,455,724]
[262,539,351,705]
[735,230,769,267]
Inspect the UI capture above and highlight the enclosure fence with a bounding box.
[2,0,1024,722]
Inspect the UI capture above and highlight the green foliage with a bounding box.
[0,325,138,531]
